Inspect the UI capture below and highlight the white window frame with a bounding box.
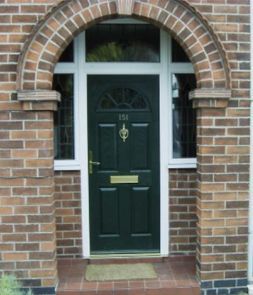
[53,19,196,257]
[54,26,196,170]
[168,37,196,169]
[54,39,81,170]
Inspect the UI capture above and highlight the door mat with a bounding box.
[85,263,157,281]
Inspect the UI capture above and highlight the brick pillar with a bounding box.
[191,89,249,294]
[0,90,60,295]
[196,106,227,282]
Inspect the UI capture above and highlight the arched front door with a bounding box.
[88,75,160,253]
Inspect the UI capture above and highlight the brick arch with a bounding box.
[16,0,230,92]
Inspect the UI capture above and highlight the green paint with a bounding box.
[88,75,160,253]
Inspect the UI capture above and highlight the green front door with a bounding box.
[88,75,160,254]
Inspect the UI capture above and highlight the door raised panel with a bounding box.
[130,123,149,170]
[98,123,117,170]
[99,187,119,236]
[131,187,151,235]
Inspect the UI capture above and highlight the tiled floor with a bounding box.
[57,256,200,295]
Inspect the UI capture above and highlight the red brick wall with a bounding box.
[54,169,198,258]
[54,171,82,258]
[169,169,197,254]
[0,110,57,290]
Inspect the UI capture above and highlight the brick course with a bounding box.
[54,169,198,258]
[169,169,197,254]
[54,171,82,258]
[0,110,57,293]
[16,0,229,90]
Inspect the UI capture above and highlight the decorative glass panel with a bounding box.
[98,87,148,111]
[53,74,74,159]
[172,38,190,62]
[86,24,160,62]
[58,41,74,62]
[172,74,196,158]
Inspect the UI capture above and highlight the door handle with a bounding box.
[89,151,100,174]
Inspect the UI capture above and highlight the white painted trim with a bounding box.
[168,163,197,169]
[53,23,196,258]
[54,161,80,171]
[83,64,162,75]
[76,32,91,258]
[248,0,253,284]
[74,38,81,167]
[170,63,194,73]
[169,158,197,165]
[160,30,169,256]
[54,63,77,73]
[55,162,197,171]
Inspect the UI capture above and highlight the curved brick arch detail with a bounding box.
[16,0,231,92]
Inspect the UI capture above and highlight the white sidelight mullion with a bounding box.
[76,32,91,258]
[160,30,169,256]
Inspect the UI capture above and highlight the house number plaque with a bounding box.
[119,113,128,121]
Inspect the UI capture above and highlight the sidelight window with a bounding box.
[53,20,196,170]
[172,74,196,159]
[53,74,75,160]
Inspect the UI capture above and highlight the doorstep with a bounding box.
[57,256,200,295]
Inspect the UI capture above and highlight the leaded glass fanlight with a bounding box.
[98,87,149,111]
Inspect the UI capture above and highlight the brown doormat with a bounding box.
[85,263,157,281]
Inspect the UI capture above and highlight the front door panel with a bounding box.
[88,75,160,253]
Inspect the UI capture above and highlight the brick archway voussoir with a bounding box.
[17,0,231,105]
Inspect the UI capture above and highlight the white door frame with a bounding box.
[79,29,169,257]
[54,20,195,258]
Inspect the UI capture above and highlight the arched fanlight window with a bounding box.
[97,87,149,111]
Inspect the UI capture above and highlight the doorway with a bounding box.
[88,75,160,253]
[53,20,195,257]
